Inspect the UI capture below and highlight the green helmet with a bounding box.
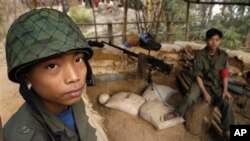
[5,8,93,83]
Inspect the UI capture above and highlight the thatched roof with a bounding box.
[184,0,250,6]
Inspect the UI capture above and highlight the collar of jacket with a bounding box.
[27,90,88,141]
[201,46,222,56]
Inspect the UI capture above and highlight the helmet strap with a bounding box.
[19,79,33,103]
[85,60,95,86]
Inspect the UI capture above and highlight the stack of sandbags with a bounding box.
[98,83,185,130]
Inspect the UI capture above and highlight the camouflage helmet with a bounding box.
[5,8,93,83]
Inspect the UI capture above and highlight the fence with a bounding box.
[77,20,186,43]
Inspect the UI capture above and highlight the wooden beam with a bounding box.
[184,0,250,6]
[122,0,128,42]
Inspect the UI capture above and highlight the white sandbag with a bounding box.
[98,93,110,104]
[105,92,146,116]
[139,101,184,130]
[142,83,178,103]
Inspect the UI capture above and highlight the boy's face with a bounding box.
[206,35,222,51]
[26,51,87,113]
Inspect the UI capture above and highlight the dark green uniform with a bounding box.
[3,93,97,141]
[176,47,234,130]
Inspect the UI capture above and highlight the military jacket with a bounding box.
[3,94,97,141]
[193,47,228,94]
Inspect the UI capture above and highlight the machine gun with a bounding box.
[100,41,173,75]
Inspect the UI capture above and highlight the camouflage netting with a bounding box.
[5,8,92,83]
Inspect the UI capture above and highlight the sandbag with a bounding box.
[142,83,177,103]
[105,92,146,116]
[98,93,110,104]
[139,101,184,130]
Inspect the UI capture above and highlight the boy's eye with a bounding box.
[75,57,84,63]
[47,64,58,69]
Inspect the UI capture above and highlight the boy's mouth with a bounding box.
[65,86,84,97]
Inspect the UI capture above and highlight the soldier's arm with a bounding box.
[193,52,211,104]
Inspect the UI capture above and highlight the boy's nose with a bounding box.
[64,64,80,84]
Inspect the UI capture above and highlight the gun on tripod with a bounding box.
[99,41,173,74]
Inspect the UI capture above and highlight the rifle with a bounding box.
[100,41,173,74]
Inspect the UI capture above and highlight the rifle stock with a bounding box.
[101,41,173,74]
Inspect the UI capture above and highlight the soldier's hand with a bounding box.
[222,91,233,102]
[203,93,212,104]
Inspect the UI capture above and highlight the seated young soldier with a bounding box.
[3,8,97,141]
[164,28,234,139]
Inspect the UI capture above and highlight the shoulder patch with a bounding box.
[17,125,36,140]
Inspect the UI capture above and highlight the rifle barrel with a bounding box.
[101,41,173,74]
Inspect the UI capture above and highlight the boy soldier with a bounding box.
[164,28,234,139]
[3,8,97,140]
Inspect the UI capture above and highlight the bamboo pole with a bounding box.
[122,0,128,42]
[107,23,114,43]
[147,0,152,24]
[90,0,98,41]
[185,2,190,41]
[154,0,163,39]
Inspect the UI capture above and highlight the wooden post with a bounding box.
[166,15,174,43]
[90,0,98,40]
[107,23,114,44]
[185,2,190,41]
[122,0,128,42]
[147,0,152,24]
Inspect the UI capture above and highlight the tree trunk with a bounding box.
[200,5,207,28]
[220,5,226,23]
[207,4,214,25]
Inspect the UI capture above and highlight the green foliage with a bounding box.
[68,7,92,23]
[222,27,242,49]
[162,0,186,20]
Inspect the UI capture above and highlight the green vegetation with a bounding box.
[68,7,92,23]
[160,0,250,49]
